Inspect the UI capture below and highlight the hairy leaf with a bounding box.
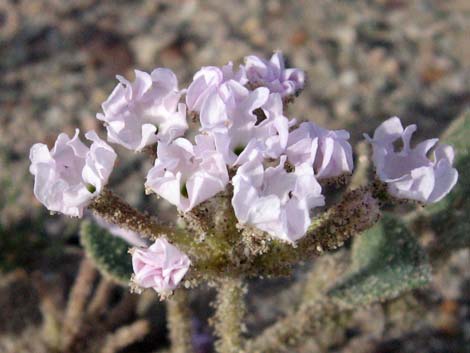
[329,215,431,307]
[80,220,133,285]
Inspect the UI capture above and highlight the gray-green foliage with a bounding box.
[426,112,470,255]
[80,220,133,285]
[329,215,431,307]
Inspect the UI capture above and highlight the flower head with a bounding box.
[365,117,458,203]
[232,156,325,242]
[244,51,305,97]
[132,238,190,294]
[97,69,187,151]
[29,130,116,217]
[287,121,353,179]
[145,136,229,212]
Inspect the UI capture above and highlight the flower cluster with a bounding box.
[142,53,354,243]
[29,52,459,294]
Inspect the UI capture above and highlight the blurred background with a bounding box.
[0,1,469,352]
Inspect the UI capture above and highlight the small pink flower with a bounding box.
[365,117,458,204]
[199,80,269,132]
[97,69,187,151]
[29,130,116,217]
[232,156,325,243]
[211,94,292,166]
[132,238,190,294]
[244,51,305,96]
[186,62,247,113]
[287,122,353,179]
[145,136,229,211]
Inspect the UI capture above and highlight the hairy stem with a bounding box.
[302,250,350,304]
[87,278,114,316]
[89,188,193,247]
[62,258,97,350]
[245,299,347,353]
[167,289,193,353]
[212,277,246,353]
[101,320,150,353]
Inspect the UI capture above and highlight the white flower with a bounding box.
[199,80,270,132]
[145,136,229,211]
[365,116,458,204]
[287,121,354,179]
[186,62,247,113]
[97,69,187,151]
[211,93,291,166]
[244,51,305,96]
[29,130,116,217]
[232,156,325,242]
[132,238,190,294]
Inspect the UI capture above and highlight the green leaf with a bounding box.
[80,220,133,285]
[329,215,431,307]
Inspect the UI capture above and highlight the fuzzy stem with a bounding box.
[167,289,193,353]
[100,320,150,353]
[62,258,97,350]
[87,278,114,316]
[245,299,347,353]
[301,250,350,304]
[89,188,193,247]
[213,277,246,353]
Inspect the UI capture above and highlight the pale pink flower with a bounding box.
[211,94,291,166]
[29,130,116,217]
[132,238,190,294]
[232,156,325,242]
[199,80,269,132]
[244,51,305,96]
[287,122,353,179]
[186,62,247,113]
[365,117,458,203]
[145,136,229,211]
[97,69,187,151]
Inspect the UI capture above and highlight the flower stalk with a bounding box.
[89,188,193,247]
[212,277,247,353]
[167,289,193,353]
